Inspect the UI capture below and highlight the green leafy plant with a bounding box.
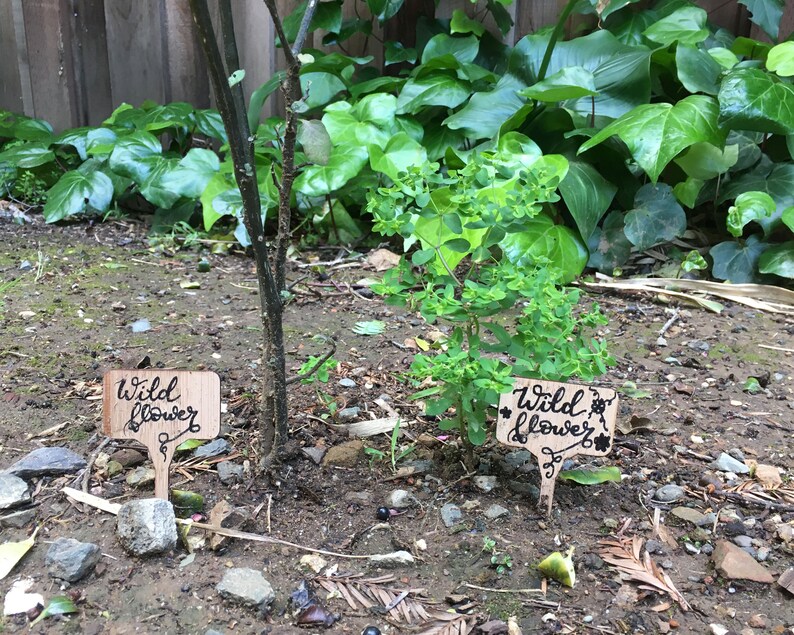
[368,143,612,458]
[482,536,513,576]
[298,355,337,384]
[365,419,415,473]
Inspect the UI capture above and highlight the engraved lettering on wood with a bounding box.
[103,370,221,500]
[496,379,618,516]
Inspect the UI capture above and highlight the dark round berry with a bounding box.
[361,627,381,635]
[376,507,390,521]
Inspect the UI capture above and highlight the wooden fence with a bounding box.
[1,0,792,132]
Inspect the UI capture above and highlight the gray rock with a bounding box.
[216,461,244,485]
[338,378,356,388]
[670,506,705,525]
[712,453,750,474]
[697,512,718,527]
[727,448,745,462]
[756,546,770,561]
[661,559,674,569]
[505,450,532,469]
[473,475,497,493]
[440,503,462,528]
[485,504,509,520]
[116,498,177,556]
[645,539,664,555]
[126,466,155,488]
[384,489,418,509]
[205,630,225,635]
[0,474,31,510]
[732,535,752,548]
[193,438,231,459]
[0,508,37,528]
[684,542,700,555]
[4,447,87,479]
[507,481,539,500]
[302,446,326,465]
[337,407,360,421]
[46,537,101,582]
[216,568,275,608]
[687,340,710,352]
[701,543,714,555]
[368,550,415,567]
[131,318,151,333]
[654,484,685,503]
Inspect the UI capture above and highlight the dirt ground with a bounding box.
[0,218,792,635]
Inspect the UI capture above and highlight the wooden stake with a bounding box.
[103,370,221,500]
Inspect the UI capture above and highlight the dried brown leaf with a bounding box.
[598,536,690,611]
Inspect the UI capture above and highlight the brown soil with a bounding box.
[0,219,792,635]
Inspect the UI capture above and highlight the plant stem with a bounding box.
[537,0,578,82]
[190,0,288,469]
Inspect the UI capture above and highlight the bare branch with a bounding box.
[292,0,319,57]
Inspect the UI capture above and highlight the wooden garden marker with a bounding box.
[496,379,618,516]
[103,370,221,500]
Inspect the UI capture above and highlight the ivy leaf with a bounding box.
[738,0,783,40]
[587,211,632,272]
[520,66,597,102]
[29,595,79,626]
[623,184,686,251]
[758,241,794,278]
[720,162,794,235]
[9,117,53,142]
[727,191,776,237]
[509,30,651,119]
[421,34,479,64]
[443,75,526,140]
[323,102,390,148]
[369,132,427,181]
[247,72,286,131]
[676,45,721,95]
[294,144,368,197]
[450,9,485,36]
[108,131,163,182]
[158,148,220,199]
[352,320,386,335]
[579,96,723,183]
[719,68,794,135]
[384,41,417,65]
[0,142,54,168]
[767,42,794,77]
[783,206,794,232]
[283,0,343,43]
[673,142,737,180]
[353,92,398,129]
[559,159,617,241]
[559,466,622,484]
[500,213,588,283]
[54,127,91,160]
[300,72,347,110]
[192,109,227,142]
[367,0,404,22]
[297,120,332,165]
[643,6,709,46]
[44,170,113,222]
[710,234,768,283]
[396,75,471,115]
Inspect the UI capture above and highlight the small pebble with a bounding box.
[338,378,356,388]
[583,616,593,624]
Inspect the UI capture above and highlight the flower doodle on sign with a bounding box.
[587,387,617,427]
[593,432,611,453]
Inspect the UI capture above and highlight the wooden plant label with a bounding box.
[496,379,618,516]
[103,370,221,500]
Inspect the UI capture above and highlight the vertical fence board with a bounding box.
[70,0,112,125]
[164,0,210,106]
[21,0,77,130]
[104,0,165,106]
[0,1,23,113]
[232,0,275,117]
